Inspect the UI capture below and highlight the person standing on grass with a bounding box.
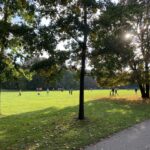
[135,88,138,94]
[69,89,71,95]
[110,90,112,96]
[47,88,49,94]
[111,88,115,96]
[69,89,73,95]
[115,88,118,96]
[61,88,64,92]
[71,89,73,95]
[37,88,40,95]
[18,89,22,96]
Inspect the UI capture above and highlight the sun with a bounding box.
[124,33,132,40]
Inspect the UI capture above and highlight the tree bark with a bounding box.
[146,83,149,98]
[79,46,86,120]
[139,84,146,98]
[139,84,149,99]
[79,3,87,120]
[0,81,1,115]
[143,62,149,99]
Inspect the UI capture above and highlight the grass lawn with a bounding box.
[0,90,150,150]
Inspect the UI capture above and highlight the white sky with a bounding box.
[113,0,119,2]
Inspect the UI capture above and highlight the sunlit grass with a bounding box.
[1,89,141,115]
[0,89,149,150]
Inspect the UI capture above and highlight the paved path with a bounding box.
[85,120,150,150]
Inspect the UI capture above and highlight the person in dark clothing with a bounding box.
[69,89,73,95]
[111,88,115,96]
[135,88,138,94]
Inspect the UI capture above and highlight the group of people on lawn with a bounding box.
[18,88,73,96]
[18,87,138,96]
[110,88,118,96]
[110,87,138,96]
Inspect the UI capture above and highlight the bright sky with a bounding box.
[112,0,119,3]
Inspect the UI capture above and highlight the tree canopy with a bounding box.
[0,0,36,82]
[90,0,150,98]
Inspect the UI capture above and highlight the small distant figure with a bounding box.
[18,89,22,96]
[115,88,118,96]
[71,89,73,95]
[37,88,40,95]
[69,89,73,95]
[110,91,112,96]
[135,88,138,94]
[110,88,115,96]
[47,88,49,94]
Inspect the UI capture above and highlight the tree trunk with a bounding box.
[139,84,149,99]
[146,83,150,98]
[145,63,149,99]
[139,84,146,98]
[0,81,1,115]
[79,46,86,120]
[78,3,87,120]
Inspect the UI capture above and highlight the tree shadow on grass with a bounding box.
[0,98,150,150]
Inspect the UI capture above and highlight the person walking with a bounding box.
[135,88,138,94]
[111,88,115,96]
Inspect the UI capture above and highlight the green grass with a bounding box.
[0,90,150,150]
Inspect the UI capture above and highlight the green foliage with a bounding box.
[2,69,98,90]
[90,0,150,94]
[38,0,105,62]
[30,50,69,84]
[0,0,36,82]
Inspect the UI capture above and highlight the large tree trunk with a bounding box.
[139,84,146,98]
[139,84,149,99]
[79,3,87,120]
[79,46,86,120]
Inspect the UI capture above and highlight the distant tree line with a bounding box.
[1,70,98,91]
